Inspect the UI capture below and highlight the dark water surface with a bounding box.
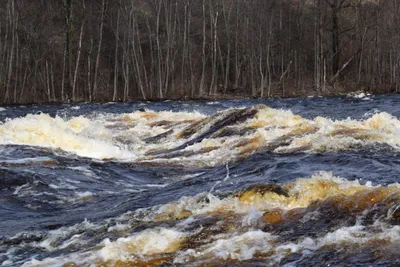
[0,94,399,266]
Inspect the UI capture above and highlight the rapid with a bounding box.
[0,94,399,266]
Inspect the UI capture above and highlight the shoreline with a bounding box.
[0,89,389,108]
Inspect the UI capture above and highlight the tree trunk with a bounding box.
[112,8,120,102]
[73,21,84,102]
[93,0,106,100]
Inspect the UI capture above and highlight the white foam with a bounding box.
[1,106,400,166]
[33,219,99,252]
[0,113,136,159]
[270,223,400,264]
[175,230,276,263]
[241,209,264,227]
[98,228,186,261]
[107,223,131,232]
[318,224,400,246]
[347,91,372,99]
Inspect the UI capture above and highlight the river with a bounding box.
[0,94,399,266]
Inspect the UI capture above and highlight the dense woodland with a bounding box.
[0,0,399,104]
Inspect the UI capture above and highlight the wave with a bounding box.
[15,172,399,266]
[1,105,400,166]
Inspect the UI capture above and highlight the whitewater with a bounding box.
[0,95,399,266]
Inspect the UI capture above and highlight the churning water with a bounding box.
[0,94,399,266]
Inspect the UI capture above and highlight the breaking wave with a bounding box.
[16,172,400,266]
[1,105,400,166]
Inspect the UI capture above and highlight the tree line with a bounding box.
[0,0,399,104]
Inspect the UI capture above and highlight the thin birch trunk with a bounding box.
[113,8,120,101]
[73,21,84,102]
[93,0,106,100]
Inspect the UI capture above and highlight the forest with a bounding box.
[0,0,399,104]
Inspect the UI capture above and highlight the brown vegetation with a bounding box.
[0,0,399,104]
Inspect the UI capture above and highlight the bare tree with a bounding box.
[93,0,106,100]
